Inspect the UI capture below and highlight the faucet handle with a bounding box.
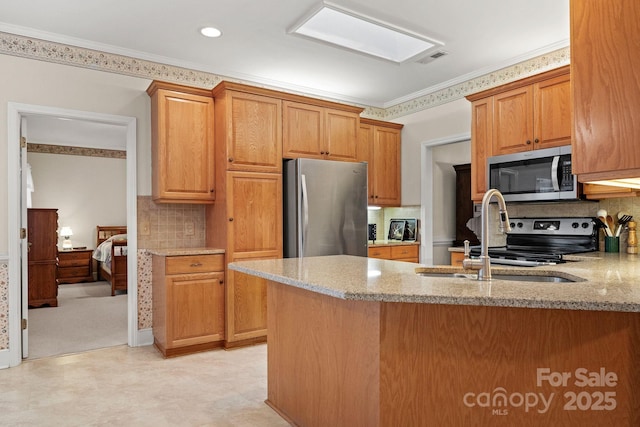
[463,240,470,258]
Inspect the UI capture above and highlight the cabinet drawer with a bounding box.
[368,246,391,259]
[390,245,418,260]
[58,257,90,268]
[165,254,224,275]
[58,266,90,278]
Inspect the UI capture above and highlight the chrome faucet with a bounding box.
[463,189,512,280]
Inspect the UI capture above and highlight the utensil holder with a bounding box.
[604,236,619,253]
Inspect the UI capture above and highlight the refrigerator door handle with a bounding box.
[301,174,309,255]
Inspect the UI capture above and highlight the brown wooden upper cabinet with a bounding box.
[147,81,215,204]
[283,100,362,162]
[571,0,640,182]
[359,118,403,207]
[466,66,571,201]
[212,82,283,173]
[492,70,570,156]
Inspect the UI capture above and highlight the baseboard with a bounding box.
[136,328,154,347]
[0,348,11,369]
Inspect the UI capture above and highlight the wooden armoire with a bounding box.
[27,208,59,307]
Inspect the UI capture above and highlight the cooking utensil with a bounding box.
[615,211,633,236]
[598,217,612,236]
[597,209,612,236]
[607,215,615,234]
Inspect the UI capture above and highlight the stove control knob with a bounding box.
[517,222,523,228]
[572,222,579,228]
[582,222,590,228]
[510,222,515,229]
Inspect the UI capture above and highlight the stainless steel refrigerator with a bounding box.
[284,158,368,258]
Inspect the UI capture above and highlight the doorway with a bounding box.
[420,133,471,265]
[7,103,138,367]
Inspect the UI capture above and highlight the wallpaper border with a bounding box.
[28,143,126,159]
[0,31,569,120]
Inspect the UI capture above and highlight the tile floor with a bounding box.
[0,344,289,426]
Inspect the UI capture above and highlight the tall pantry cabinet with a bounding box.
[206,82,283,347]
[27,208,58,307]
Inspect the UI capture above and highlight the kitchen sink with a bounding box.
[416,270,584,283]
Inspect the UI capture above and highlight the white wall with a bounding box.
[396,98,473,206]
[0,54,152,253]
[392,98,473,264]
[28,152,126,249]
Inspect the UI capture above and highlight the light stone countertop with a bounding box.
[146,247,225,256]
[229,253,640,312]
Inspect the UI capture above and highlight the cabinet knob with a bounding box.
[229,218,234,222]
[534,138,539,144]
[320,151,325,155]
[325,152,329,155]
[210,189,215,193]
[526,140,532,145]
[219,280,224,285]
[228,157,234,162]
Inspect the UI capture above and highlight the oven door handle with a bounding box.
[551,156,560,191]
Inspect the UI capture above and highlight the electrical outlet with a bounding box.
[184,221,195,236]
[140,220,150,236]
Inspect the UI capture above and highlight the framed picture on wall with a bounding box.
[388,219,406,241]
[403,218,417,241]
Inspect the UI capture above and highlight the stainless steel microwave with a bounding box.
[487,145,579,202]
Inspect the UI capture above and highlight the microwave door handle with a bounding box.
[551,156,560,191]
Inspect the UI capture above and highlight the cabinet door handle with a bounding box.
[190,262,203,267]
[229,218,234,222]
[228,157,234,162]
[526,140,532,145]
[534,138,539,144]
[219,280,224,285]
[210,189,215,193]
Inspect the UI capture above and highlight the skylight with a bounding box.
[289,4,441,63]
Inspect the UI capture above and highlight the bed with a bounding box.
[93,226,128,296]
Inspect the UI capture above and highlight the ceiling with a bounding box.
[0,0,570,108]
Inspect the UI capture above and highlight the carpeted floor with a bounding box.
[27,281,127,359]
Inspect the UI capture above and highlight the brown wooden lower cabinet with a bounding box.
[266,280,640,426]
[368,244,419,263]
[224,268,268,348]
[152,253,225,357]
[450,250,466,266]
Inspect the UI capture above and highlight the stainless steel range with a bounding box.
[469,217,599,267]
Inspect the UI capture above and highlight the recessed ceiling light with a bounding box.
[289,4,442,63]
[200,27,222,38]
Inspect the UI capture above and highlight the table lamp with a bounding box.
[60,226,73,250]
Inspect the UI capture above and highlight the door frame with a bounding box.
[420,132,471,265]
[7,102,138,367]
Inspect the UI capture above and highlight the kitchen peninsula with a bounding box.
[230,254,640,426]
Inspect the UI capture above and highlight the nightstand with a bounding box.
[57,249,94,284]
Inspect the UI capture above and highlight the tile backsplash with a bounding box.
[137,196,206,249]
[470,197,640,251]
[368,206,421,242]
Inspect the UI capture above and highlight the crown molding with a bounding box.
[0,31,569,120]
